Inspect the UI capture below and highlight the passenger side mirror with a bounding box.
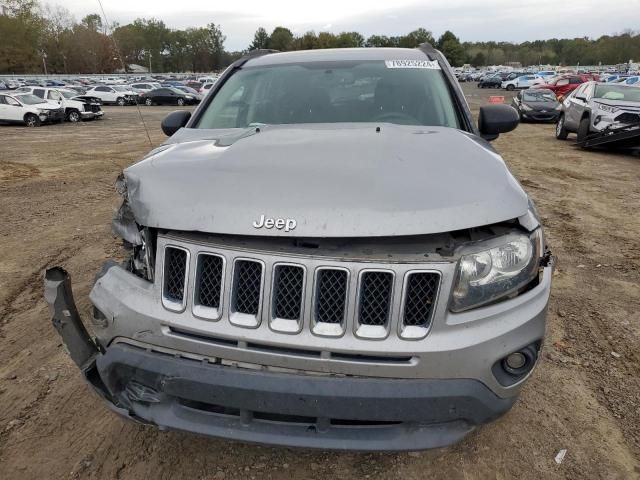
[161,110,192,136]
[478,104,519,141]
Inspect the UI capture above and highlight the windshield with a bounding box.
[594,84,640,102]
[15,94,47,105]
[196,60,460,129]
[523,90,557,102]
[60,90,76,99]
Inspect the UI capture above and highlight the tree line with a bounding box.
[1,0,639,74]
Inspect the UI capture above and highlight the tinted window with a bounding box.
[0,95,5,104]
[196,60,460,129]
[33,88,45,98]
[569,77,583,84]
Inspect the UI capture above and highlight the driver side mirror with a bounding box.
[161,110,191,136]
[478,104,519,141]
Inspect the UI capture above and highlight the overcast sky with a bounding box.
[51,0,640,51]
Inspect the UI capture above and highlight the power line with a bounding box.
[95,0,154,148]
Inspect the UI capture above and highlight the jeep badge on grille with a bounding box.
[253,215,297,232]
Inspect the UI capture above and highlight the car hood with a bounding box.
[123,124,529,237]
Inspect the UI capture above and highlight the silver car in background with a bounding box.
[556,81,640,142]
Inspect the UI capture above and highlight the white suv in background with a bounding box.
[86,85,138,105]
[15,86,99,122]
[0,92,65,126]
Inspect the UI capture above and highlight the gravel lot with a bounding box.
[0,84,639,479]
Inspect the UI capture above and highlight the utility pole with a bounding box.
[148,52,152,74]
[41,51,48,76]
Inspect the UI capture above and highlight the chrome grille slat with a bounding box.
[161,246,189,312]
[233,260,263,315]
[358,271,393,327]
[403,272,439,327]
[197,254,224,309]
[272,265,304,320]
[315,269,348,324]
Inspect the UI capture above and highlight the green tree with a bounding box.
[437,30,465,66]
[399,28,434,48]
[268,26,293,51]
[249,27,269,50]
[81,13,102,32]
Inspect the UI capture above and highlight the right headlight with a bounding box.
[450,229,543,312]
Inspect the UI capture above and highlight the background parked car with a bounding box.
[532,75,591,99]
[613,75,640,86]
[129,82,162,93]
[478,73,506,88]
[511,88,560,122]
[86,85,138,105]
[16,86,98,122]
[556,81,640,143]
[0,92,65,126]
[58,89,103,121]
[173,85,203,102]
[140,87,199,106]
[502,74,545,90]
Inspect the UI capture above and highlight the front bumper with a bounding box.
[522,110,560,122]
[44,257,553,450]
[79,111,96,120]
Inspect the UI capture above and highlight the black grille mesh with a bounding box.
[233,260,262,315]
[358,271,393,326]
[164,247,187,302]
[272,265,304,320]
[197,255,224,308]
[403,273,439,327]
[616,112,640,124]
[315,269,348,324]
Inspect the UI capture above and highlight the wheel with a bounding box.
[145,98,153,106]
[555,114,569,140]
[577,116,590,144]
[506,84,515,91]
[67,110,80,123]
[24,113,40,127]
[176,98,185,106]
[116,97,125,106]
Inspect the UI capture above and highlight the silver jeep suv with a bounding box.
[45,45,554,451]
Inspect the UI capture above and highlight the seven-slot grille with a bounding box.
[161,244,441,339]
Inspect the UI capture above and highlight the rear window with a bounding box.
[196,60,460,129]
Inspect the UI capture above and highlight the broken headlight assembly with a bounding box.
[450,229,543,312]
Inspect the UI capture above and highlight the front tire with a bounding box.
[24,113,40,127]
[555,114,569,140]
[145,98,153,106]
[116,97,125,106]
[67,110,80,123]
[177,98,185,106]
[577,117,590,144]
[506,84,515,91]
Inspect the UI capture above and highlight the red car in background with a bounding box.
[533,74,600,100]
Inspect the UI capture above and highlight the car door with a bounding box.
[0,95,9,120]
[47,89,64,107]
[565,83,588,129]
[2,95,26,121]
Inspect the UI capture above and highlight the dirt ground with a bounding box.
[0,83,639,480]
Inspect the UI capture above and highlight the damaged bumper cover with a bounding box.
[43,266,530,451]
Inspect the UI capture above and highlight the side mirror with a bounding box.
[575,95,586,102]
[478,104,519,141]
[161,110,191,136]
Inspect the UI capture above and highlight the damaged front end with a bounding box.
[112,173,156,282]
